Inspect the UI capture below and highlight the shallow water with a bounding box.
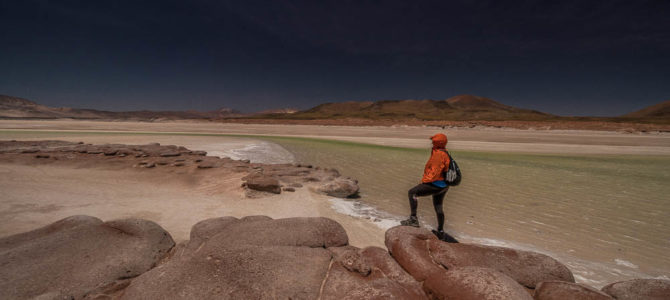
[259,136,670,287]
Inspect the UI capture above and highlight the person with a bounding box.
[401,133,451,239]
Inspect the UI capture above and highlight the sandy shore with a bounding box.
[0,139,386,248]
[1,119,669,155]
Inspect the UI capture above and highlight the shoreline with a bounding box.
[1,119,669,155]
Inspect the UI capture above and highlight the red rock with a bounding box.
[601,278,670,300]
[317,177,360,198]
[534,281,613,300]
[384,226,443,281]
[427,241,574,288]
[120,216,348,299]
[321,246,427,299]
[0,215,174,299]
[423,266,533,300]
[246,175,281,194]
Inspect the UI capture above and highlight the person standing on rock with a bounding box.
[401,133,456,242]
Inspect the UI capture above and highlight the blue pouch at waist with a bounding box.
[431,180,447,188]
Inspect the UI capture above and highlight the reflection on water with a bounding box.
[261,136,670,287]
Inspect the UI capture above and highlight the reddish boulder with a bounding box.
[0,215,174,300]
[534,281,613,300]
[246,175,282,194]
[317,177,360,198]
[321,246,427,299]
[384,226,443,281]
[423,266,533,300]
[601,279,670,300]
[428,241,574,288]
[120,216,348,299]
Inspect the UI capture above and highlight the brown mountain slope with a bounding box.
[0,95,242,120]
[290,95,552,121]
[622,100,670,119]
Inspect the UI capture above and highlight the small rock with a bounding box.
[144,163,156,168]
[191,151,207,156]
[20,148,39,153]
[289,183,303,188]
[156,161,169,166]
[103,150,118,156]
[246,176,281,194]
[172,162,185,167]
[317,178,360,198]
[159,151,181,157]
[35,154,50,158]
[282,187,295,192]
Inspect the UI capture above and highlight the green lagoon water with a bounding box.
[260,136,670,286]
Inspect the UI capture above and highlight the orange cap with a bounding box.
[430,133,448,148]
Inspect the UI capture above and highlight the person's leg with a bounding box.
[407,183,442,216]
[403,184,443,227]
[432,187,448,231]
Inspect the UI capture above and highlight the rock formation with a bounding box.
[0,140,360,198]
[0,215,666,300]
[0,216,174,299]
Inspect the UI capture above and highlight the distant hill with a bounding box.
[0,95,242,120]
[622,100,670,119]
[288,95,553,121]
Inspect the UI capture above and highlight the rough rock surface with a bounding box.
[385,226,443,281]
[384,225,566,300]
[245,174,281,194]
[601,279,670,300]
[423,266,533,300]
[0,214,663,300]
[120,216,427,299]
[0,215,174,300]
[317,177,360,198]
[534,281,613,300]
[321,246,426,299]
[0,140,360,198]
[428,241,574,288]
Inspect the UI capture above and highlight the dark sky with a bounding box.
[1,0,668,116]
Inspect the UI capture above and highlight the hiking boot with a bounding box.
[432,229,459,243]
[400,216,419,227]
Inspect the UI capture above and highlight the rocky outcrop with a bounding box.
[119,216,424,299]
[384,225,575,299]
[427,241,574,288]
[424,266,533,300]
[601,279,670,300]
[534,281,613,300]
[0,140,361,198]
[0,215,663,299]
[0,215,174,300]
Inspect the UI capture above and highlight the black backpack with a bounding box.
[440,150,462,186]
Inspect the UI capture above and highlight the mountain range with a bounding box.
[1,94,668,123]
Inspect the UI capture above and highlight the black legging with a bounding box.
[408,183,449,231]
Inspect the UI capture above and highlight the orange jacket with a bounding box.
[421,133,450,183]
[421,149,450,183]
